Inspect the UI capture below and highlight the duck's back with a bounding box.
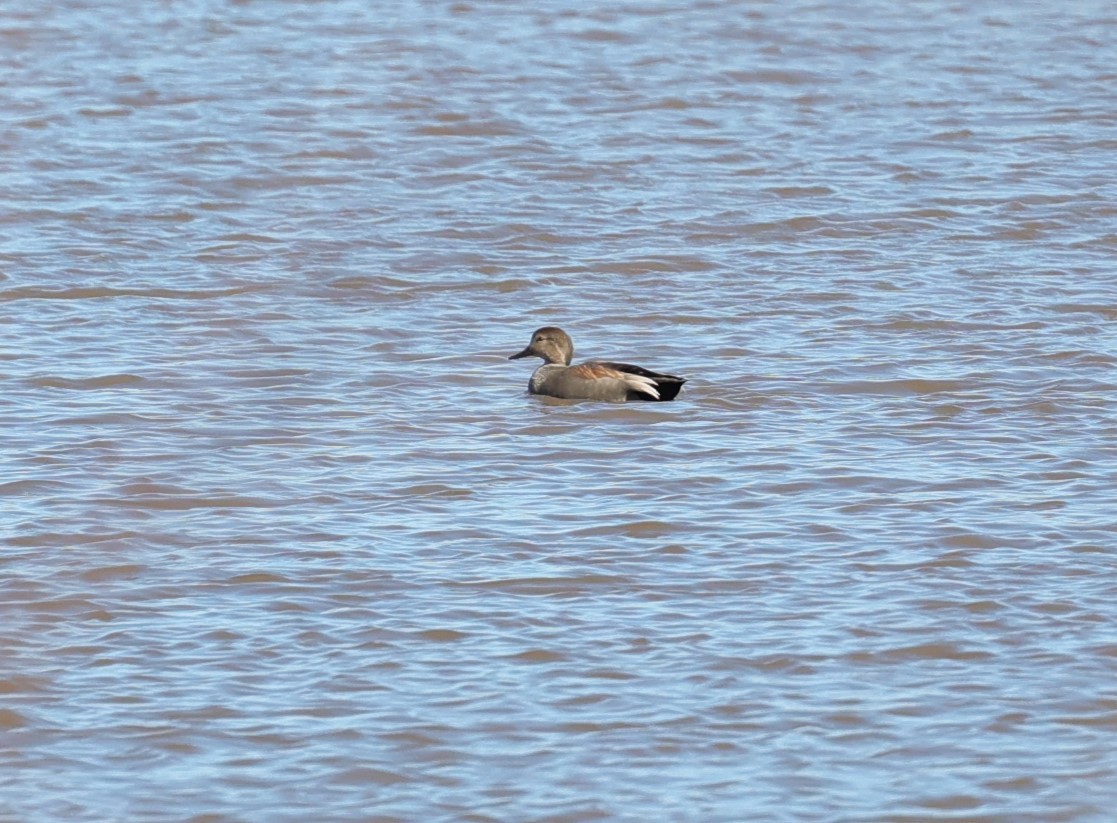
[530,361,685,402]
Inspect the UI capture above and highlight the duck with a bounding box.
[508,326,686,402]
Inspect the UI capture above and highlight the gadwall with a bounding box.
[508,326,686,402]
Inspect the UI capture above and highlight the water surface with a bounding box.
[3,1,1117,821]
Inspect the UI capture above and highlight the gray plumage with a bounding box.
[508,327,686,402]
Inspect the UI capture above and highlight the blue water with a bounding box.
[2,1,1117,821]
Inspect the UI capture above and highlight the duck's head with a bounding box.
[509,326,574,365]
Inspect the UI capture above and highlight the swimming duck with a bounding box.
[508,326,686,402]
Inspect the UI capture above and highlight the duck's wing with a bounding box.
[598,361,687,401]
[563,362,661,400]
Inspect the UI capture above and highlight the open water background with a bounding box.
[2,1,1117,820]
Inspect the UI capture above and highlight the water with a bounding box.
[3,1,1116,821]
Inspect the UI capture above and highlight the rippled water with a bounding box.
[3,1,1117,821]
